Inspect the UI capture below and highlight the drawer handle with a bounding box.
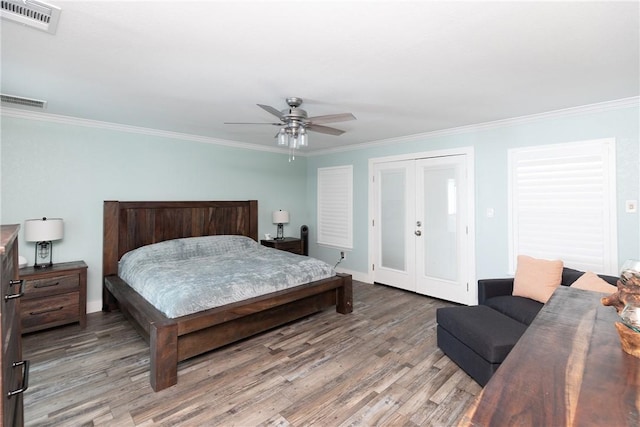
[5,279,24,301]
[34,281,60,288]
[8,360,29,398]
[30,306,64,315]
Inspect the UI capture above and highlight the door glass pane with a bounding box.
[380,168,405,271]
[423,167,457,281]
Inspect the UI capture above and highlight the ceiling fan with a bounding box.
[225,97,356,145]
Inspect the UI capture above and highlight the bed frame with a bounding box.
[102,200,352,391]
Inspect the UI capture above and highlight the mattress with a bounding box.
[118,235,335,318]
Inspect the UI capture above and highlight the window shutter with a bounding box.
[317,165,353,249]
[508,139,617,275]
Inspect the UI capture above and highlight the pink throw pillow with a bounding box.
[513,255,563,303]
[571,271,617,294]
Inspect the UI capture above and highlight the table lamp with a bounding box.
[24,217,64,268]
[272,210,289,240]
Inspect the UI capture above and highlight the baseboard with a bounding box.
[87,300,102,314]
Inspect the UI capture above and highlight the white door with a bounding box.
[415,156,468,302]
[373,155,470,304]
[373,160,416,291]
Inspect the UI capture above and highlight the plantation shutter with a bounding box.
[508,138,617,275]
[317,165,353,249]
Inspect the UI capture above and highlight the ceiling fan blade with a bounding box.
[308,113,356,125]
[307,124,346,136]
[224,122,281,125]
[257,104,284,119]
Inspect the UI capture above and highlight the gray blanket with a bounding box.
[118,235,335,318]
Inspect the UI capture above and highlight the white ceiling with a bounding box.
[1,1,638,153]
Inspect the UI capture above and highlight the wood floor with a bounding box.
[22,281,481,426]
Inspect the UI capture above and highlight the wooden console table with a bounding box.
[462,286,639,426]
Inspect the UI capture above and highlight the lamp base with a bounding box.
[276,223,284,240]
[33,262,53,269]
[33,240,54,268]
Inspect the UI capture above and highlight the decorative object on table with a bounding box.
[300,224,309,256]
[272,210,289,240]
[602,259,640,358]
[24,217,64,268]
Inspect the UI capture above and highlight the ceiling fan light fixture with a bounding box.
[299,127,308,147]
[277,128,287,146]
[275,124,308,161]
[226,97,355,161]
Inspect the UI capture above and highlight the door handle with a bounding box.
[415,230,422,236]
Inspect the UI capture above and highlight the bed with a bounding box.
[102,200,353,391]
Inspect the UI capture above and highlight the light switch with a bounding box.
[626,200,638,213]
[486,208,495,218]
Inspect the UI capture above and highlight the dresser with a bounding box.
[19,261,87,333]
[1,224,27,426]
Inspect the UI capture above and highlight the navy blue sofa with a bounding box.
[436,268,618,386]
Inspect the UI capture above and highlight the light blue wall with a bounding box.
[2,103,638,312]
[0,116,308,311]
[307,105,640,280]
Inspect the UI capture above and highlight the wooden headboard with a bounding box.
[102,200,258,278]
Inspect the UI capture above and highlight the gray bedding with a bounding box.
[118,235,335,318]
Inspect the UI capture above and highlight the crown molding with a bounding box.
[310,96,640,156]
[2,96,636,158]
[0,107,294,155]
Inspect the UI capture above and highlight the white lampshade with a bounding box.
[24,218,64,242]
[272,210,290,224]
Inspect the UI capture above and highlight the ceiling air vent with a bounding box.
[0,0,61,34]
[1,94,47,109]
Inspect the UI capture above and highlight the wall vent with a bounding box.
[1,94,48,109]
[0,0,61,34]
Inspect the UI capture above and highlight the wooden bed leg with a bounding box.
[150,321,178,392]
[102,283,117,312]
[336,273,353,314]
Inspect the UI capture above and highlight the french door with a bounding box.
[373,154,470,304]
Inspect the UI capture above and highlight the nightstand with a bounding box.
[261,237,303,255]
[18,261,87,333]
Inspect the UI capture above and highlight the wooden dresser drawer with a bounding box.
[24,274,79,298]
[21,293,79,333]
